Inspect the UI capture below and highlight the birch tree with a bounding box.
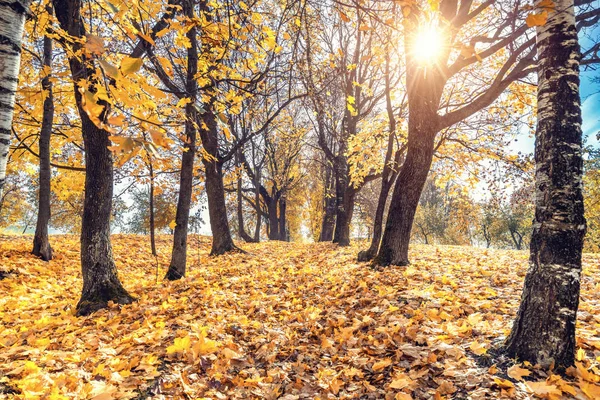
[503,0,587,368]
[0,0,32,197]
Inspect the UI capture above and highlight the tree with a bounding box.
[164,0,199,280]
[52,0,134,315]
[503,0,586,368]
[375,0,537,266]
[32,14,54,261]
[0,0,33,198]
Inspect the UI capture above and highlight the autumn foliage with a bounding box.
[1,235,600,399]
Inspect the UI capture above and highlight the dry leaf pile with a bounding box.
[1,235,600,399]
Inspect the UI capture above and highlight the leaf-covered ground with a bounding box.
[1,235,600,399]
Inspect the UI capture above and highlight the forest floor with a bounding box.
[1,235,600,400]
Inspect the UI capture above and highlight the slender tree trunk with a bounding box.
[165,0,198,280]
[503,0,585,369]
[253,172,261,242]
[0,0,32,198]
[200,109,237,255]
[236,158,255,243]
[149,161,156,256]
[358,49,400,261]
[319,165,336,242]
[279,196,287,242]
[32,31,53,261]
[53,0,134,316]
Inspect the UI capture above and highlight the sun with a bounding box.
[411,23,445,64]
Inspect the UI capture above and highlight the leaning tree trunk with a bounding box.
[200,108,237,255]
[503,0,585,369]
[32,32,54,261]
[53,0,134,316]
[0,0,32,198]
[165,0,198,280]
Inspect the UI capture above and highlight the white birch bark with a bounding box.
[0,0,31,197]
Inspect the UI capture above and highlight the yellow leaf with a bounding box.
[372,358,392,372]
[395,394,412,400]
[120,57,143,76]
[526,11,548,27]
[283,32,291,40]
[85,34,105,54]
[389,373,413,389]
[339,10,350,22]
[149,128,169,148]
[167,336,191,354]
[192,335,219,357]
[469,341,487,356]
[580,381,600,399]
[507,364,531,381]
[169,220,177,230]
[493,377,514,389]
[577,348,586,361]
[98,60,119,79]
[107,114,125,126]
[525,381,561,398]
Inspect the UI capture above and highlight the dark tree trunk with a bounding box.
[149,161,157,256]
[319,165,336,242]
[279,197,287,242]
[266,196,280,240]
[236,157,256,243]
[333,159,354,246]
[374,14,446,266]
[165,0,198,280]
[32,31,54,262]
[253,173,261,242]
[503,1,585,369]
[509,229,523,250]
[199,109,237,255]
[53,0,134,316]
[358,49,401,262]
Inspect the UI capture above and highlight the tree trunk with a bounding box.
[53,0,134,316]
[358,49,400,262]
[253,172,261,242]
[503,0,585,369]
[165,0,198,280]
[333,159,354,246]
[0,0,32,197]
[279,196,287,242]
[319,165,336,242]
[200,109,237,255]
[149,161,156,256]
[32,31,53,261]
[266,196,280,240]
[236,161,256,243]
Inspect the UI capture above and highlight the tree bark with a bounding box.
[503,0,585,369]
[165,0,198,280]
[265,195,279,240]
[199,108,237,255]
[149,160,156,256]
[0,0,32,198]
[319,164,336,242]
[358,49,401,262]
[32,30,53,261]
[333,158,354,246]
[279,196,287,242]
[236,155,256,243]
[53,0,134,316]
[253,172,261,242]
